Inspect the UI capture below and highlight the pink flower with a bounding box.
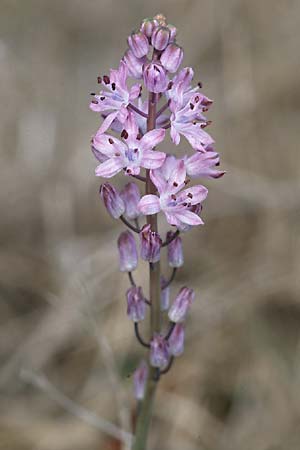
[90,61,141,133]
[138,156,208,228]
[93,112,166,177]
[184,151,225,179]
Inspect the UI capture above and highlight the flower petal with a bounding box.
[141,149,166,169]
[140,129,166,151]
[174,210,204,226]
[178,185,208,205]
[150,168,167,194]
[170,126,180,145]
[97,111,119,134]
[138,195,161,215]
[167,159,186,190]
[95,158,124,178]
[93,133,126,157]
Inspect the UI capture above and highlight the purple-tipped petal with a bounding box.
[150,168,167,194]
[140,224,162,263]
[138,195,161,216]
[143,62,168,94]
[173,210,204,226]
[160,44,183,73]
[128,32,149,58]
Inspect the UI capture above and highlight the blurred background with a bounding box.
[1,0,300,449]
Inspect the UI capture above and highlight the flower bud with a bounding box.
[160,44,183,73]
[123,49,145,79]
[167,232,184,268]
[160,276,170,311]
[120,182,141,220]
[143,62,168,94]
[169,324,185,356]
[140,224,162,263]
[168,287,195,323]
[100,183,125,219]
[140,18,158,38]
[133,360,148,400]
[126,286,146,322]
[127,32,149,58]
[150,333,170,368]
[168,24,177,42]
[117,231,138,272]
[151,26,170,51]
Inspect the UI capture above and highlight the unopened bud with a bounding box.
[140,18,158,38]
[127,32,149,58]
[100,183,125,219]
[151,26,170,51]
[126,286,146,322]
[168,24,177,41]
[117,231,138,272]
[168,287,195,323]
[169,324,185,356]
[160,276,170,311]
[140,224,162,263]
[143,62,168,93]
[150,333,170,368]
[133,360,148,400]
[160,44,183,73]
[120,182,141,220]
[167,232,184,268]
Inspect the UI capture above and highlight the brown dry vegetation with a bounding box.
[0,0,300,449]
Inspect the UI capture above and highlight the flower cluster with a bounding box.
[90,14,224,400]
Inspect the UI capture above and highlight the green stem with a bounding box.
[132,91,160,450]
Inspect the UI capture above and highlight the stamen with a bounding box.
[91,100,98,104]
[103,75,110,84]
[173,182,178,187]
[90,92,96,96]
[184,178,191,185]
[195,96,199,103]
[183,202,188,206]
[187,193,193,199]
[133,148,138,153]
[136,133,142,140]
[190,103,195,110]
[171,194,177,200]
[111,82,116,91]
[121,129,129,139]
[100,96,105,101]
[108,138,114,144]
[115,152,121,156]
[198,81,203,88]
[167,81,173,90]
[97,76,102,84]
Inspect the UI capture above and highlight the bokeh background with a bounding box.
[1,0,300,449]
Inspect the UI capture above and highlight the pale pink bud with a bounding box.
[100,183,125,219]
[140,224,162,263]
[127,32,149,58]
[126,286,146,322]
[123,49,145,79]
[169,324,185,356]
[167,232,184,268]
[120,182,141,220]
[140,18,159,38]
[168,24,177,41]
[160,276,170,311]
[150,333,170,368]
[117,231,138,272]
[168,287,195,323]
[160,44,183,73]
[133,360,148,400]
[143,62,168,93]
[151,26,170,51]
